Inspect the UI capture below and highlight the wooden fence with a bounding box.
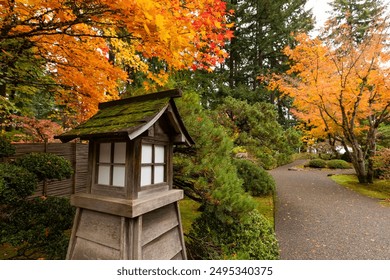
[11,143,89,198]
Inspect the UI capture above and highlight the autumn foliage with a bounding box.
[0,0,233,124]
[268,19,390,183]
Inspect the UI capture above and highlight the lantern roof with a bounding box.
[55,89,194,145]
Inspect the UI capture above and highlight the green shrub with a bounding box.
[233,159,275,196]
[0,163,38,204]
[0,136,15,159]
[306,159,327,168]
[187,210,279,260]
[252,148,278,170]
[0,152,75,259]
[327,159,351,169]
[373,148,390,179]
[15,152,73,181]
[0,197,75,259]
[275,152,293,167]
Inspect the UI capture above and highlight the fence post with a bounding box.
[42,139,48,196]
[72,143,77,194]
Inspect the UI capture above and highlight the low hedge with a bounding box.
[327,159,351,169]
[305,159,351,169]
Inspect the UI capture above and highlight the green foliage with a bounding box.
[174,91,255,224]
[0,197,74,259]
[306,159,327,168]
[327,0,385,44]
[233,159,275,196]
[187,0,313,128]
[0,136,15,158]
[216,97,299,169]
[0,152,75,259]
[174,91,280,260]
[15,152,73,181]
[187,209,279,260]
[227,0,313,88]
[0,95,18,122]
[327,159,351,169]
[0,163,38,204]
[0,38,56,121]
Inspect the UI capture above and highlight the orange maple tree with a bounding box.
[0,0,233,124]
[268,23,390,183]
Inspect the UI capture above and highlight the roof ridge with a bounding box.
[98,89,182,110]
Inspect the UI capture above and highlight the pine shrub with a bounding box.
[15,152,73,181]
[0,163,38,204]
[175,91,280,259]
[0,136,15,159]
[233,159,275,196]
[174,91,256,223]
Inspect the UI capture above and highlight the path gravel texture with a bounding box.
[269,160,390,260]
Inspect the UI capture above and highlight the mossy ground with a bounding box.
[331,174,390,206]
[179,198,201,234]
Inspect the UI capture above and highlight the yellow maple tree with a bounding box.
[268,21,390,183]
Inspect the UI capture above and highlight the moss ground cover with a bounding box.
[254,195,275,225]
[179,198,201,234]
[331,174,390,206]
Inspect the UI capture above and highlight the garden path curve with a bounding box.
[269,160,390,260]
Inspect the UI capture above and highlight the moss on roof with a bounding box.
[56,90,180,141]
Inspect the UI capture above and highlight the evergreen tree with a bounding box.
[173,91,279,259]
[324,0,386,44]
[215,97,301,169]
[227,0,313,91]
[174,91,255,223]
[190,0,314,127]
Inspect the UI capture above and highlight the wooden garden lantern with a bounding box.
[56,89,194,260]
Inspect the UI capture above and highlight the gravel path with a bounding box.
[269,160,390,260]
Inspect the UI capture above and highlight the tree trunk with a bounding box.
[351,157,368,183]
[228,0,237,90]
[349,143,368,184]
[365,125,378,184]
[0,81,6,97]
[327,135,339,159]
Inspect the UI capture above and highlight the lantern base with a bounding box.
[66,191,187,260]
